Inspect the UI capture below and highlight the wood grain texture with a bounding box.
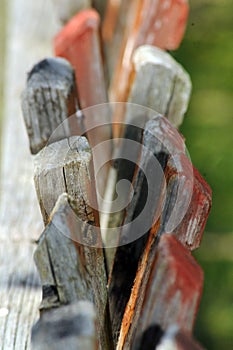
[21,57,78,154]
[163,154,212,250]
[129,45,192,128]
[34,136,98,225]
[34,193,111,349]
[108,116,186,346]
[0,0,60,348]
[0,242,41,350]
[118,234,203,350]
[31,301,97,350]
[54,11,111,198]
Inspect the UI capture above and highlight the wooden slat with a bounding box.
[54,9,108,110]
[21,57,78,154]
[34,193,111,349]
[54,11,111,198]
[118,234,203,349]
[128,45,192,128]
[31,301,97,350]
[0,0,60,348]
[110,0,189,104]
[163,154,212,250]
[108,116,186,345]
[34,136,99,226]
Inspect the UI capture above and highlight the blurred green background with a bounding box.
[173,0,233,349]
[0,0,232,349]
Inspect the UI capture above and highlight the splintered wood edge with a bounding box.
[108,116,186,345]
[33,136,100,228]
[31,301,97,350]
[131,45,192,128]
[34,192,111,349]
[21,57,77,154]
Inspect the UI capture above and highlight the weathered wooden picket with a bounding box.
[0,1,212,349]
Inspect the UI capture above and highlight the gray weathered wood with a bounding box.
[54,11,112,200]
[34,193,112,349]
[21,57,79,154]
[34,136,99,225]
[128,45,192,128]
[0,241,41,349]
[31,301,97,350]
[117,234,203,350]
[0,0,60,348]
[52,0,91,23]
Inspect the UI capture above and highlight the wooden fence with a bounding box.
[0,1,211,349]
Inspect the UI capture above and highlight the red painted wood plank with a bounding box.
[117,234,203,349]
[164,153,212,250]
[54,10,111,200]
[54,9,108,110]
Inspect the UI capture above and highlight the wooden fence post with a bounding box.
[34,193,112,349]
[21,57,79,154]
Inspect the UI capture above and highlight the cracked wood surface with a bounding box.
[129,45,192,128]
[21,57,78,154]
[34,136,99,226]
[34,194,111,349]
[0,0,61,348]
